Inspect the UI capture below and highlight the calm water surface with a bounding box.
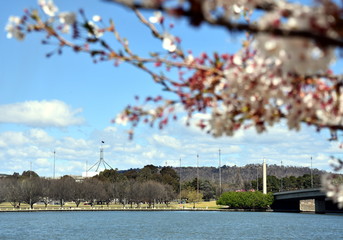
[0,211,342,240]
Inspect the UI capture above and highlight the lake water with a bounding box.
[0,211,342,239]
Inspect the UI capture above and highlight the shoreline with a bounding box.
[0,207,272,213]
[2,208,340,214]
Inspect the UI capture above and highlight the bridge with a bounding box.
[271,188,342,214]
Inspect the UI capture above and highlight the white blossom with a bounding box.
[232,55,242,65]
[185,54,194,64]
[162,34,177,52]
[5,16,24,41]
[232,4,243,14]
[8,16,21,25]
[38,0,58,17]
[115,113,128,126]
[92,15,102,22]
[254,34,335,76]
[149,11,163,24]
[322,174,343,209]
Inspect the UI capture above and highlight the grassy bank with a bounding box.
[0,201,222,212]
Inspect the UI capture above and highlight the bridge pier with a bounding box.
[271,199,300,213]
[314,198,326,214]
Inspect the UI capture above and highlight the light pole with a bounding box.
[280,160,283,192]
[197,154,199,199]
[256,164,260,191]
[179,158,182,204]
[218,149,222,195]
[310,156,313,188]
[53,150,56,179]
[263,158,267,194]
[30,161,32,209]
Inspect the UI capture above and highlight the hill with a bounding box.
[172,164,324,184]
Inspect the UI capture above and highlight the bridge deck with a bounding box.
[273,188,326,200]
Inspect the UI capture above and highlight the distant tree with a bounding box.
[113,180,129,206]
[186,190,203,209]
[161,184,175,207]
[12,173,20,178]
[183,178,215,200]
[233,169,244,189]
[283,176,300,191]
[96,183,110,206]
[217,191,274,209]
[141,181,165,208]
[97,169,122,183]
[20,177,43,209]
[126,180,142,208]
[312,174,322,188]
[83,178,106,206]
[21,171,39,179]
[200,180,216,201]
[3,178,22,208]
[70,181,85,207]
[144,165,159,174]
[101,181,115,207]
[183,178,198,190]
[40,178,51,208]
[138,165,161,182]
[51,176,75,207]
[266,176,280,192]
[250,174,322,192]
[123,169,139,180]
[0,179,6,204]
[160,166,179,191]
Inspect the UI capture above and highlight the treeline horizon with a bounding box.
[0,164,326,210]
[1,163,326,180]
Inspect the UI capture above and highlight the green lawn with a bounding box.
[0,201,221,211]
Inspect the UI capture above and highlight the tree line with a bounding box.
[246,174,322,193]
[0,165,216,209]
[0,164,329,209]
[176,164,324,185]
[0,166,176,209]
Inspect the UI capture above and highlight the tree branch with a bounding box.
[107,0,343,48]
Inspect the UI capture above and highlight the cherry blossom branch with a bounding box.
[7,0,343,138]
[108,0,343,48]
[204,19,343,48]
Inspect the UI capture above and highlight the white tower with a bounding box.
[263,159,267,194]
[82,141,113,177]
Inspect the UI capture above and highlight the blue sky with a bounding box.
[0,0,342,177]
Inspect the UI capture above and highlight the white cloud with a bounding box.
[28,129,54,143]
[113,144,143,153]
[151,134,181,149]
[125,157,147,166]
[103,126,117,133]
[59,137,90,149]
[0,129,54,148]
[35,158,51,167]
[0,131,30,147]
[0,119,339,177]
[0,100,84,127]
[143,149,165,159]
